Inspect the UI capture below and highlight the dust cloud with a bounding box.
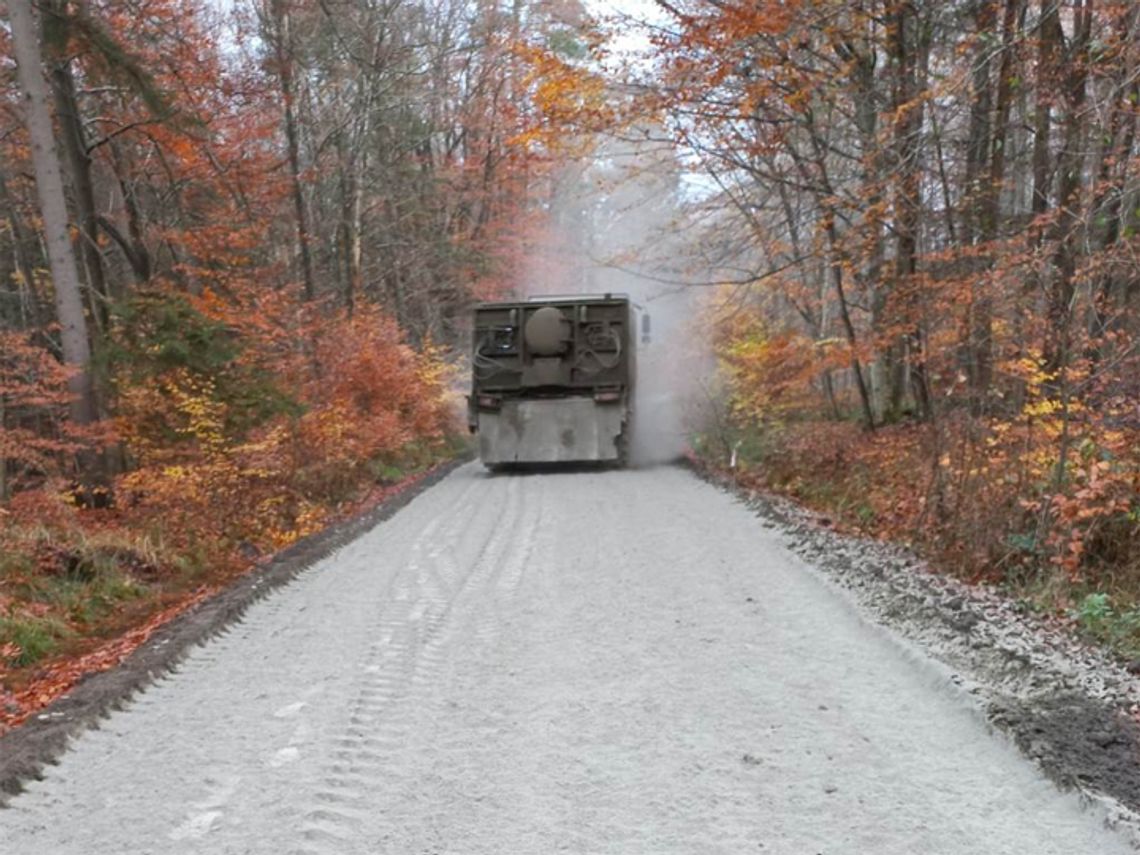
[521,132,710,465]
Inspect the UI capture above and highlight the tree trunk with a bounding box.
[887,0,932,420]
[961,1,996,405]
[43,0,110,333]
[107,139,152,284]
[347,159,363,313]
[1088,8,1140,358]
[269,0,316,301]
[963,0,1024,409]
[1030,2,1062,222]
[974,0,1025,401]
[827,220,876,431]
[8,0,97,428]
[1044,0,1092,379]
[337,135,365,315]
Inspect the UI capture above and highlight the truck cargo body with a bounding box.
[468,296,634,466]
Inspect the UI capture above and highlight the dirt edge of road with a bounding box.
[694,463,1140,835]
[0,457,469,805]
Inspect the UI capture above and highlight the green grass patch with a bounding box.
[367,435,468,485]
[0,614,73,667]
[1073,592,1140,659]
[0,536,153,671]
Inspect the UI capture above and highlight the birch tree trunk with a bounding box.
[7,0,97,427]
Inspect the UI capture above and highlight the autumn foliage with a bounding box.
[661,1,1140,639]
[0,0,602,723]
[0,331,84,495]
[0,287,455,725]
[0,0,608,724]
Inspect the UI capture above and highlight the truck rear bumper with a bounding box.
[477,398,626,465]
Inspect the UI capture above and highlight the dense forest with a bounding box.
[646,1,1140,646]
[2,0,1140,721]
[0,0,599,721]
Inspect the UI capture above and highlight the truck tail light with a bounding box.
[594,390,622,403]
[476,394,501,410]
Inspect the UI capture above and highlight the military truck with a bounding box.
[468,295,639,467]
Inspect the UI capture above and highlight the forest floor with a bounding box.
[0,463,1136,853]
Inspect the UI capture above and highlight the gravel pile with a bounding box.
[722,474,1140,833]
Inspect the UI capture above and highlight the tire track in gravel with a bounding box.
[290,473,534,854]
[286,481,492,851]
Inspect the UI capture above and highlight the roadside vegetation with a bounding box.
[0,301,460,727]
[695,409,1140,660]
[0,0,601,729]
[7,0,1140,728]
[647,2,1140,659]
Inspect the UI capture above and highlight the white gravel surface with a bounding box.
[0,464,1131,854]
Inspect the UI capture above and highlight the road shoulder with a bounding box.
[0,457,468,804]
[695,463,1140,836]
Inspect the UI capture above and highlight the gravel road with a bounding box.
[0,464,1132,854]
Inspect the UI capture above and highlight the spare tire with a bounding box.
[524,306,566,355]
